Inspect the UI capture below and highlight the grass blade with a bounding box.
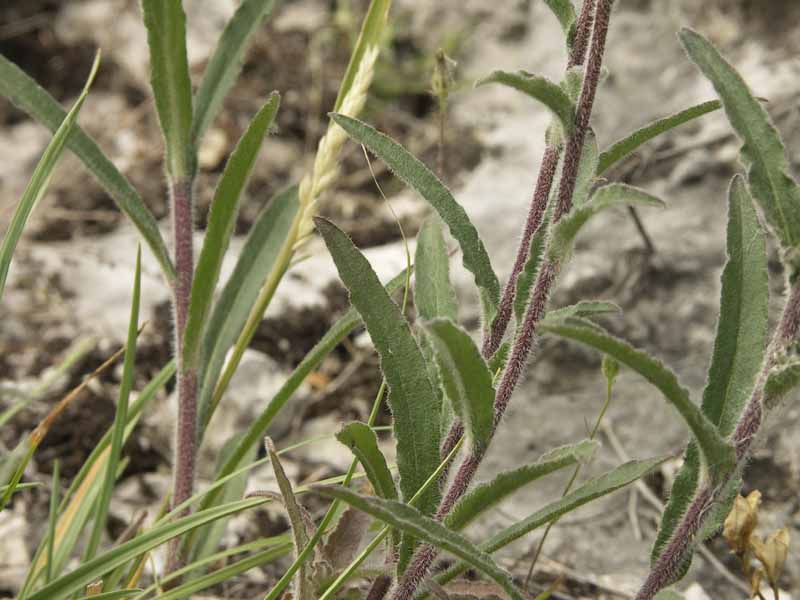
[444,440,598,531]
[424,318,494,452]
[0,56,175,281]
[313,486,526,600]
[680,28,800,250]
[183,93,281,368]
[329,114,500,323]
[596,100,722,175]
[141,0,194,177]
[45,465,60,583]
[0,51,99,301]
[191,0,279,146]
[336,422,398,500]
[75,592,143,600]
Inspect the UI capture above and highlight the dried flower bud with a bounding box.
[751,528,790,589]
[723,490,761,554]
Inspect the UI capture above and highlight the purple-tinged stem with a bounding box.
[438,420,465,485]
[569,0,598,69]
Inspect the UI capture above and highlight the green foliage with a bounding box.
[542,300,621,324]
[543,0,577,43]
[414,219,458,322]
[764,357,800,406]
[336,422,398,501]
[680,29,800,251]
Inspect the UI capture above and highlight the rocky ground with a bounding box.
[1,0,799,598]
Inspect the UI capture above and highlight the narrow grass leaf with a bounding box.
[0,51,99,302]
[424,318,494,452]
[445,440,598,531]
[540,318,735,480]
[475,71,575,137]
[45,450,58,582]
[415,218,458,322]
[184,93,281,368]
[597,100,722,175]
[680,29,800,250]
[336,422,398,500]
[329,114,500,323]
[141,0,194,177]
[0,56,174,281]
[191,0,278,146]
[313,486,526,600]
[316,218,441,515]
[75,592,143,600]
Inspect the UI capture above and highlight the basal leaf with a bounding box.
[0,52,99,301]
[312,486,526,600]
[329,114,500,323]
[539,318,735,481]
[424,319,494,453]
[596,100,722,175]
[475,71,576,137]
[315,218,441,517]
[336,422,398,501]
[680,29,800,250]
[444,440,598,531]
[414,218,458,322]
[191,0,278,146]
[141,0,194,177]
[0,55,175,281]
[184,93,281,369]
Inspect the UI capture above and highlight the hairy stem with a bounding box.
[569,0,597,69]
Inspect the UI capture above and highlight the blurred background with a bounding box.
[1,0,799,598]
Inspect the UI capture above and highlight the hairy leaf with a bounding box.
[476,71,576,136]
[764,358,800,406]
[597,100,722,175]
[415,218,458,322]
[543,0,577,42]
[0,52,99,302]
[184,93,281,368]
[445,440,598,531]
[543,300,621,324]
[312,486,526,600]
[191,0,278,146]
[424,319,494,452]
[540,318,735,481]
[680,29,800,250]
[323,507,372,571]
[336,422,398,501]
[329,114,500,323]
[141,0,194,177]
[573,130,599,207]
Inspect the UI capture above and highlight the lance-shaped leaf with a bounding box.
[543,0,577,44]
[680,28,800,250]
[445,440,598,531]
[653,176,768,564]
[0,52,99,302]
[573,130,599,207]
[141,0,194,177]
[514,205,553,326]
[764,358,800,407]
[191,0,278,146]
[315,217,441,517]
[436,457,666,586]
[322,507,372,571]
[424,319,494,452]
[596,100,722,175]
[312,486,526,600]
[183,93,281,369]
[415,218,458,322]
[547,183,665,263]
[543,300,621,325]
[197,186,299,431]
[475,71,576,137]
[540,318,735,481]
[329,114,500,323]
[0,55,174,281]
[336,422,398,501]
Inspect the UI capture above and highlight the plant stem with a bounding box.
[390,5,615,599]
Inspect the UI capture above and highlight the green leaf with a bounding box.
[444,440,598,531]
[333,0,391,112]
[191,0,278,147]
[543,300,621,324]
[197,186,299,431]
[336,422,398,501]
[184,93,281,369]
[27,497,269,600]
[0,51,99,302]
[475,71,575,137]
[414,218,458,322]
[543,0,576,41]
[764,358,800,406]
[141,0,194,177]
[0,55,175,282]
[423,319,494,453]
[312,486,526,600]
[315,218,441,518]
[596,100,722,175]
[75,592,144,600]
[45,460,59,584]
[84,248,142,561]
[572,130,599,207]
[548,183,665,262]
[539,318,735,481]
[514,207,552,326]
[680,28,800,250]
[329,114,500,323]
